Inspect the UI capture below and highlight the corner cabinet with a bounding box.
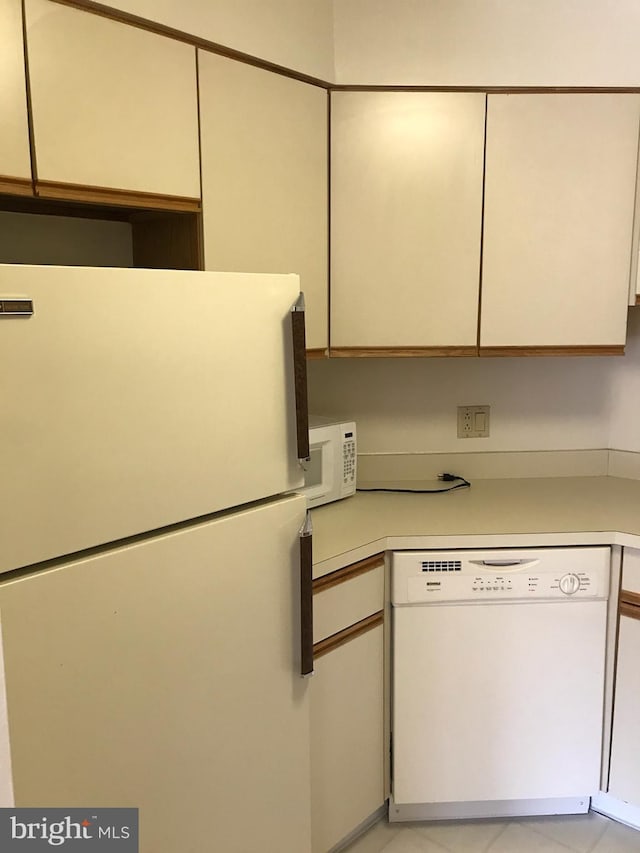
[0,0,32,195]
[480,94,640,355]
[198,52,328,353]
[330,91,486,356]
[24,0,201,206]
[310,555,386,853]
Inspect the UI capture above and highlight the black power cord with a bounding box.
[356,472,471,495]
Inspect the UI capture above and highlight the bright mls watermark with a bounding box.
[0,809,138,850]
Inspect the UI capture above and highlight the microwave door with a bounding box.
[303,435,335,507]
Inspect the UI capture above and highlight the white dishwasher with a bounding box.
[390,547,610,822]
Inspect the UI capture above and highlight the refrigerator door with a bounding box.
[0,265,304,573]
[0,494,311,853]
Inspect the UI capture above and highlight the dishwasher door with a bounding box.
[389,548,607,820]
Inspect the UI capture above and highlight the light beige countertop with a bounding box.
[310,477,640,577]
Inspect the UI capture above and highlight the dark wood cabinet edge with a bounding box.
[620,589,640,611]
[329,346,478,358]
[635,295,640,306]
[331,86,640,94]
[479,345,625,357]
[313,553,385,594]
[313,611,384,659]
[0,176,33,196]
[306,348,328,359]
[35,181,201,213]
[619,600,640,621]
[49,0,331,89]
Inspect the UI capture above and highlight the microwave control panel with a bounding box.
[342,427,356,493]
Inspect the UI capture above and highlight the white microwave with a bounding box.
[301,417,357,508]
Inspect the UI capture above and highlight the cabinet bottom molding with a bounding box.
[0,175,34,197]
[329,346,478,358]
[620,590,640,620]
[35,180,201,213]
[313,611,383,659]
[479,345,625,357]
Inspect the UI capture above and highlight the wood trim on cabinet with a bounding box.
[479,345,626,357]
[620,589,640,609]
[329,346,479,358]
[635,295,640,306]
[35,181,201,213]
[313,553,384,594]
[331,85,640,94]
[619,600,640,621]
[0,175,33,196]
[313,611,384,659]
[306,348,328,359]
[49,0,331,89]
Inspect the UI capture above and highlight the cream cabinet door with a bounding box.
[481,94,640,352]
[0,0,31,193]
[311,625,384,853]
[609,613,640,806]
[24,0,200,200]
[198,52,328,352]
[330,92,486,354]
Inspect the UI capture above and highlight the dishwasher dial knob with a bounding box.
[559,573,581,595]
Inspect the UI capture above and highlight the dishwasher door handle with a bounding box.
[471,559,540,569]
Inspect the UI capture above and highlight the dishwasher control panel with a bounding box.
[392,547,610,605]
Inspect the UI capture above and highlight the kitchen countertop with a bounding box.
[310,476,640,576]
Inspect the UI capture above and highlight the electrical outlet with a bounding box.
[457,405,490,438]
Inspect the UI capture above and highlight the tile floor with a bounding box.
[344,811,640,853]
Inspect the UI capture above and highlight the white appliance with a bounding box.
[302,416,357,508]
[0,265,313,853]
[390,547,610,822]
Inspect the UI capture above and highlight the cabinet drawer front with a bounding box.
[313,562,384,644]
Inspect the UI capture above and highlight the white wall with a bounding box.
[333,0,640,86]
[609,308,640,452]
[102,0,334,81]
[308,355,614,455]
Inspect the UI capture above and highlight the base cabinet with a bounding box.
[608,549,640,806]
[310,624,384,853]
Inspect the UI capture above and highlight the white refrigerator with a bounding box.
[0,265,314,852]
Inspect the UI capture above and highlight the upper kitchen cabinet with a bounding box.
[330,92,485,356]
[480,94,640,355]
[0,0,32,195]
[198,52,328,354]
[24,0,200,208]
